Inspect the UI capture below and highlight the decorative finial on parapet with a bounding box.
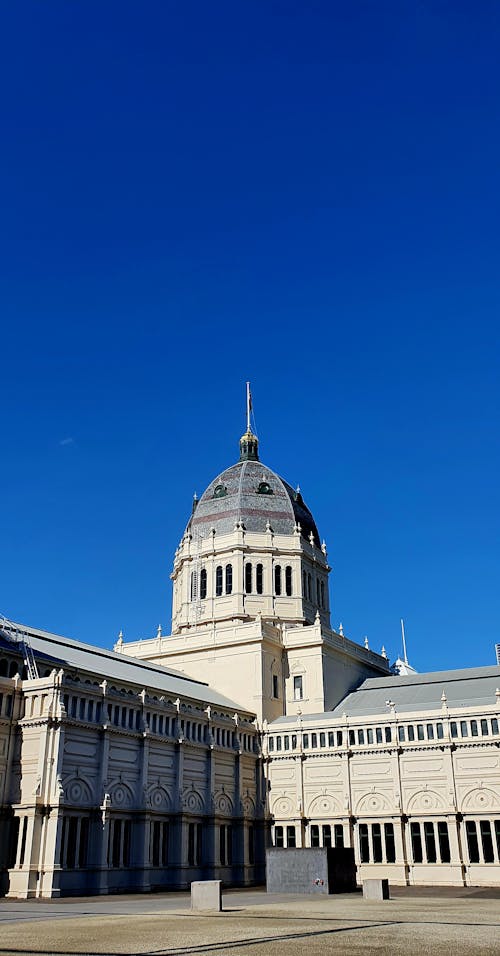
[321,539,327,555]
[364,636,369,649]
[338,622,344,636]
[309,530,315,546]
[157,624,162,639]
[314,609,321,625]
[381,646,387,659]
[115,629,124,651]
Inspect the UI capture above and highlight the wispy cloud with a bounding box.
[59,437,76,447]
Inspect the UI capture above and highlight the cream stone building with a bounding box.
[1,417,499,896]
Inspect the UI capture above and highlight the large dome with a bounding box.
[187,454,320,545]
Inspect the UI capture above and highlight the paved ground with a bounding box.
[1,886,499,956]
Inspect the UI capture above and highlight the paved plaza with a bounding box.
[0,886,499,956]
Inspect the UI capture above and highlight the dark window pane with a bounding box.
[436,723,444,739]
[225,564,233,594]
[398,726,405,742]
[471,720,478,737]
[466,821,480,863]
[372,823,383,863]
[200,569,207,600]
[450,722,458,738]
[311,825,320,847]
[256,564,263,594]
[322,825,332,847]
[275,826,284,848]
[245,563,252,594]
[334,824,344,848]
[286,826,296,848]
[275,565,282,596]
[424,822,437,863]
[215,566,223,597]
[437,822,451,863]
[410,822,423,863]
[285,566,292,596]
[384,823,396,863]
[480,820,494,863]
[359,824,370,862]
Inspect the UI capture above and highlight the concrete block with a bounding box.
[191,880,222,911]
[362,878,390,900]
[266,848,356,895]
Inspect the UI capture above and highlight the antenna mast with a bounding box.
[400,618,409,665]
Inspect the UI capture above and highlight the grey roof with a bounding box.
[2,622,251,714]
[330,666,500,718]
[188,458,320,544]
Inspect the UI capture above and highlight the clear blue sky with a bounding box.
[1,2,499,672]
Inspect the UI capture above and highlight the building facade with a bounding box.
[1,421,499,896]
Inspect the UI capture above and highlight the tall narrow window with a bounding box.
[215,566,223,597]
[410,822,423,863]
[320,581,325,607]
[274,565,282,595]
[334,824,344,848]
[424,822,437,863]
[384,823,396,863]
[245,562,252,594]
[466,821,480,863]
[272,674,279,699]
[480,821,494,863]
[274,826,284,848]
[316,579,320,606]
[293,675,303,701]
[285,566,293,596]
[311,825,320,847]
[286,826,296,848]
[302,569,307,597]
[200,568,207,600]
[225,564,233,594]
[372,823,383,862]
[322,825,332,847]
[307,573,312,600]
[437,822,451,863]
[256,563,263,594]
[248,825,255,864]
[359,824,370,862]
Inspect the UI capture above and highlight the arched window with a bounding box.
[0,659,8,677]
[307,573,312,601]
[245,562,252,594]
[256,563,263,594]
[190,571,198,601]
[225,563,233,595]
[302,569,307,598]
[274,565,282,596]
[316,579,320,606]
[285,566,293,597]
[215,566,223,596]
[200,568,207,600]
[320,580,325,607]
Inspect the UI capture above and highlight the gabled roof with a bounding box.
[2,622,252,715]
[330,665,500,717]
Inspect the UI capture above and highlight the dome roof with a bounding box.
[187,456,320,545]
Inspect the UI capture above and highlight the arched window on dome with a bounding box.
[225,563,233,595]
[274,565,282,596]
[215,566,223,597]
[256,563,263,594]
[285,566,293,597]
[245,562,252,594]
[200,568,207,600]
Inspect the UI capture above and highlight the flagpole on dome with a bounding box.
[246,381,252,433]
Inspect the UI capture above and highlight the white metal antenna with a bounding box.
[400,618,409,665]
[246,381,252,432]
